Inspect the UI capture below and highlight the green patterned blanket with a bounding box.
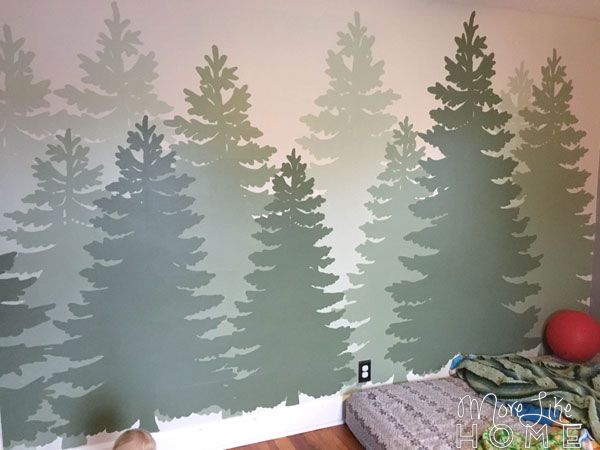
[453,354,600,442]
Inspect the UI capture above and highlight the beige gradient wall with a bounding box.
[3,0,599,181]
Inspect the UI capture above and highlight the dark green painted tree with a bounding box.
[344,117,429,383]
[51,117,229,438]
[2,130,103,324]
[167,45,275,333]
[514,50,593,331]
[297,12,399,288]
[229,150,352,410]
[387,13,539,375]
[56,2,171,144]
[500,62,534,172]
[0,252,51,447]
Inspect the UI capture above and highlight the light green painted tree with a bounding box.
[0,24,66,231]
[1,130,104,448]
[56,2,171,163]
[344,117,429,383]
[229,150,352,411]
[2,130,103,323]
[500,62,534,173]
[297,12,399,289]
[0,252,51,447]
[514,50,593,333]
[387,13,539,375]
[167,45,275,334]
[0,24,59,155]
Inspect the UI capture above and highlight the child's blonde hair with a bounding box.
[112,429,156,450]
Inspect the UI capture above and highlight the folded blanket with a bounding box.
[452,354,600,442]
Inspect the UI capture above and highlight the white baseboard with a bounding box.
[178,394,346,450]
[156,395,344,450]
[25,394,346,450]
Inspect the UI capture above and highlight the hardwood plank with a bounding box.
[309,426,350,450]
[230,425,363,450]
[287,433,317,450]
[310,426,363,449]
[233,442,271,450]
[332,424,364,448]
[234,440,280,450]
[274,437,298,450]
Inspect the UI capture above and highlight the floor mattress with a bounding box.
[345,376,530,450]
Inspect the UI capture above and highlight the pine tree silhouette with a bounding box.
[297,12,399,289]
[515,50,593,332]
[51,117,228,437]
[0,24,66,231]
[388,13,539,375]
[56,2,170,147]
[0,252,51,447]
[2,130,103,324]
[167,45,275,334]
[344,117,429,383]
[0,24,58,155]
[500,62,534,172]
[229,150,352,411]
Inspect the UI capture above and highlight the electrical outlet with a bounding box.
[358,360,371,383]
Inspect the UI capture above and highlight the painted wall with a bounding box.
[592,159,600,320]
[0,0,597,448]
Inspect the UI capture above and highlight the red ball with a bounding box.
[545,310,600,362]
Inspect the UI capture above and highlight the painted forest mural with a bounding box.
[0,1,597,448]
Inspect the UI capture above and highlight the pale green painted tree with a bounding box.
[0,24,60,155]
[2,130,103,323]
[297,12,399,289]
[0,24,66,230]
[167,45,275,334]
[500,62,534,173]
[344,117,429,383]
[55,2,171,175]
[515,50,593,333]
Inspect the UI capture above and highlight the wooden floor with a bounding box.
[230,425,364,450]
